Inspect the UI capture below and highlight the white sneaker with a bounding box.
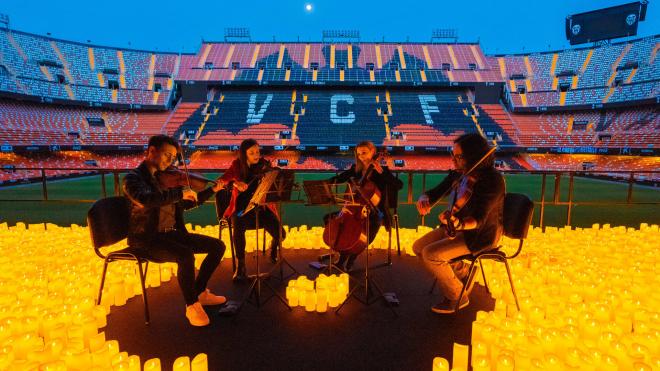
[198,289,227,306]
[185,302,210,326]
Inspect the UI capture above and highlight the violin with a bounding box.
[156,165,217,192]
[322,151,386,255]
[426,145,497,239]
[442,173,476,239]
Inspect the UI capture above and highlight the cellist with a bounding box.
[325,141,403,271]
[413,133,505,314]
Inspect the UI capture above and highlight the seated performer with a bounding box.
[413,133,505,314]
[326,141,403,271]
[123,135,227,327]
[216,139,286,281]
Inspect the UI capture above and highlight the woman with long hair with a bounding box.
[413,133,505,314]
[217,139,285,281]
[325,141,403,271]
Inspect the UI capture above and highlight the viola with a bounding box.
[323,151,385,255]
[156,165,217,192]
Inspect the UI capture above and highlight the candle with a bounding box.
[172,356,190,371]
[144,358,162,371]
[432,356,449,371]
[452,343,468,371]
[191,353,208,371]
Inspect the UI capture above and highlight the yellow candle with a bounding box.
[127,355,141,371]
[316,288,328,313]
[191,353,208,371]
[305,290,316,312]
[39,360,67,371]
[144,357,162,371]
[111,351,129,366]
[495,353,514,371]
[94,306,107,328]
[471,355,490,371]
[432,356,449,371]
[452,343,468,371]
[172,356,190,371]
[286,287,298,307]
[88,331,106,352]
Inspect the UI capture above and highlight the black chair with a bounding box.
[430,193,534,312]
[88,196,156,324]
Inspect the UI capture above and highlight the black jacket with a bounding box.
[122,161,216,246]
[425,167,505,253]
[329,164,404,229]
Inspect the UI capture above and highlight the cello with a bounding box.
[322,152,384,255]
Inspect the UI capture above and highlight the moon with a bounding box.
[305,3,312,11]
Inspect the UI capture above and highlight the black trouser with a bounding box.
[324,210,382,261]
[138,231,225,306]
[232,206,285,260]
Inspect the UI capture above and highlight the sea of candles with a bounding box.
[432,223,659,370]
[0,222,208,370]
[0,221,657,370]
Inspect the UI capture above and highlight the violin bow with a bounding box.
[177,142,195,192]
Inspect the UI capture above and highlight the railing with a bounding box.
[1,168,658,228]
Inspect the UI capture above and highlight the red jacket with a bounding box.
[219,158,279,219]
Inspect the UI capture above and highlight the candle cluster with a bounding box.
[0,222,208,370]
[285,274,349,313]
[432,223,660,370]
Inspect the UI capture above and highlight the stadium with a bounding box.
[0,0,658,370]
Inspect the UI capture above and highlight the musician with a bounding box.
[326,141,403,271]
[217,139,286,281]
[123,135,227,327]
[413,133,504,314]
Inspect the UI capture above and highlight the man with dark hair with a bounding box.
[413,133,505,313]
[123,135,227,326]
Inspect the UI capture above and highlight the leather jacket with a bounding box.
[122,161,216,246]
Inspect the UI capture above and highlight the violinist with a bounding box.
[413,133,504,314]
[123,135,227,327]
[325,141,403,272]
[216,139,286,281]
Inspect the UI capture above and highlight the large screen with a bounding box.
[566,2,647,45]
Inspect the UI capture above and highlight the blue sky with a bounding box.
[2,0,658,55]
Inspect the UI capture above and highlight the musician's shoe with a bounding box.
[198,289,227,306]
[431,295,469,314]
[232,259,248,282]
[270,248,278,264]
[185,302,210,326]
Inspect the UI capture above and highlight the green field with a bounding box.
[0,172,658,228]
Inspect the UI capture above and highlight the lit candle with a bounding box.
[495,353,514,371]
[432,356,449,371]
[88,332,106,352]
[305,290,316,312]
[286,286,299,307]
[315,293,328,313]
[94,306,107,328]
[452,343,468,371]
[127,355,141,371]
[172,356,190,371]
[191,353,208,371]
[144,357,162,371]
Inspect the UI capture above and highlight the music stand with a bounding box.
[302,180,346,275]
[235,169,291,312]
[332,179,398,317]
[266,169,299,281]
